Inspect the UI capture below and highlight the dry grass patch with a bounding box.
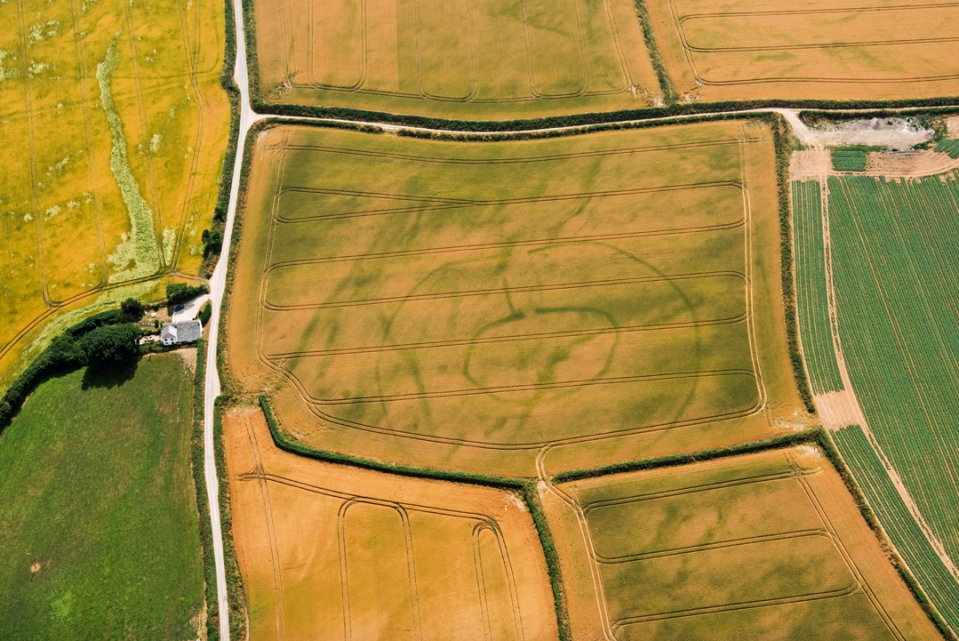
[0,0,229,387]
[223,406,558,640]
[227,120,808,476]
[251,0,661,119]
[645,0,959,102]
[541,447,944,640]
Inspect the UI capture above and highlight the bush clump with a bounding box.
[167,282,210,305]
[80,324,141,370]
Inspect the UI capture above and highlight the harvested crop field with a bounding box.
[644,0,959,102]
[222,406,558,640]
[249,0,661,118]
[541,447,943,641]
[227,120,807,476]
[0,0,229,387]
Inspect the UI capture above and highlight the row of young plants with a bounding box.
[792,179,844,395]
[834,425,959,639]
[827,174,959,639]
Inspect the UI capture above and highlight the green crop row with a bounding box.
[835,425,959,639]
[792,180,843,394]
[831,149,869,172]
[935,139,959,159]
[827,173,959,636]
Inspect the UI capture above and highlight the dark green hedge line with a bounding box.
[189,340,220,641]
[249,94,959,135]
[259,396,526,489]
[554,429,821,483]
[800,106,959,128]
[772,115,816,414]
[817,432,958,641]
[213,397,248,641]
[632,0,676,104]
[521,486,572,641]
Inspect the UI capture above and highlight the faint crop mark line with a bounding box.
[298,369,757,406]
[281,137,751,164]
[412,0,478,102]
[304,0,369,91]
[262,271,745,311]
[738,129,771,425]
[14,0,52,309]
[272,180,744,225]
[241,414,287,641]
[668,0,959,86]
[786,452,907,641]
[265,313,748,360]
[169,0,208,271]
[67,0,109,292]
[123,3,165,271]
[276,181,741,226]
[253,133,763,452]
[535,447,618,641]
[471,526,496,641]
[611,584,861,628]
[591,529,831,564]
[278,373,764,451]
[267,217,746,269]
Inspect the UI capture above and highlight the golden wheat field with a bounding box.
[226,119,809,477]
[0,0,229,387]
[223,406,559,641]
[542,447,944,640]
[249,0,663,118]
[645,0,959,102]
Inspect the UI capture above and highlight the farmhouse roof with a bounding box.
[161,320,202,344]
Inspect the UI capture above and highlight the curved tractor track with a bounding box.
[202,0,959,637]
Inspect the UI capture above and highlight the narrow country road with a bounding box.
[200,4,959,638]
[201,0,261,637]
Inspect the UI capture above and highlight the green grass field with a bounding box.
[0,354,204,640]
[823,172,959,634]
[792,180,843,395]
[831,150,869,172]
[835,425,959,631]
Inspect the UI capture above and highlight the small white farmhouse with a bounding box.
[160,320,203,346]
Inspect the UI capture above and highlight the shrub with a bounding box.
[121,297,145,321]
[198,301,212,326]
[201,229,223,255]
[167,282,210,305]
[80,324,140,370]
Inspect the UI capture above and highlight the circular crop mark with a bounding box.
[463,306,618,404]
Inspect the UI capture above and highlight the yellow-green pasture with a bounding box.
[0,0,230,387]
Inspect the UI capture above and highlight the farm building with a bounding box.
[160,320,202,346]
